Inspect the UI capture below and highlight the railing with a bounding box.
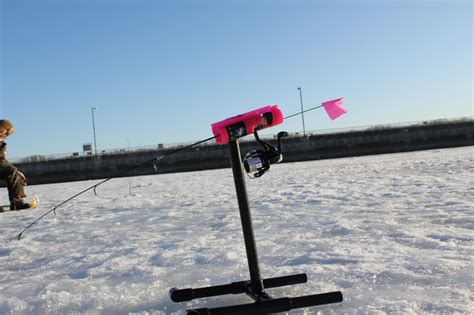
[9,116,473,164]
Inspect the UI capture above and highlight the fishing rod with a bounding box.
[17,136,215,240]
[17,98,347,240]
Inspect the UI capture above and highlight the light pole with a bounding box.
[297,87,306,136]
[91,107,98,155]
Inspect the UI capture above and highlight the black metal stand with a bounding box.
[169,139,343,314]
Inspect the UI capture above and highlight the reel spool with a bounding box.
[243,131,288,178]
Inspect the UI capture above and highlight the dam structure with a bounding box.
[9,117,474,186]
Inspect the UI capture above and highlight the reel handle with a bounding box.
[276,131,289,155]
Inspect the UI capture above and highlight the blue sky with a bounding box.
[1,0,472,159]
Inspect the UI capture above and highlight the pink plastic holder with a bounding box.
[211,105,284,144]
[322,98,348,120]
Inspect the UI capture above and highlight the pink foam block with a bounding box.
[211,105,284,144]
[322,98,348,120]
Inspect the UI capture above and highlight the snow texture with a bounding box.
[1,146,473,314]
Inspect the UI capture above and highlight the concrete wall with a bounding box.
[9,119,474,186]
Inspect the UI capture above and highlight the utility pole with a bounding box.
[297,87,306,136]
[91,107,98,155]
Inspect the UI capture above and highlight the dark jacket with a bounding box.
[0,140,6,161]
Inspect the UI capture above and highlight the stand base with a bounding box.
[169,140,343,313]
[170,273,343,314]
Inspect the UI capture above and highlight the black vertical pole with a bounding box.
[228,140,264,294]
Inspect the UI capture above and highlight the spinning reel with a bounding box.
[243,130,288,178]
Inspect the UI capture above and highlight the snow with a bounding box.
[1,146,473,314]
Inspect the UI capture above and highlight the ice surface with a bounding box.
[1,147,473,314]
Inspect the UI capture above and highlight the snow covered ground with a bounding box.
[1,146,473,314]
